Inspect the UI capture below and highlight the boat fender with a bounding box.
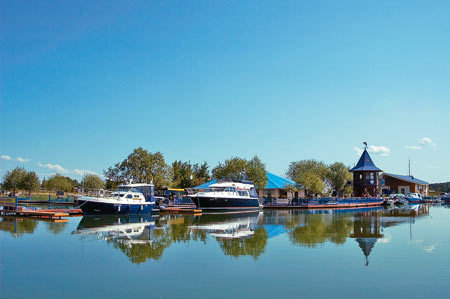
[98,189,105,197]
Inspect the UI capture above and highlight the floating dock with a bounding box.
[0,207,83,219]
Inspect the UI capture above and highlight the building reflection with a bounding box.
[350,211,384,266]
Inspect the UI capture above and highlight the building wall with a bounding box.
[383,176,428,196]
[353,171,380,197]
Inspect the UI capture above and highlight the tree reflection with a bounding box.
[288,213,353,248]
[112,228,171,264]
[218,227,268,260]
[46,221,68,235]
[0,217,38,237]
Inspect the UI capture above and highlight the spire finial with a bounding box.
[363,142,368,150]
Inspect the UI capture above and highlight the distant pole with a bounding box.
[82,171,85,195]
[408,158,411,176]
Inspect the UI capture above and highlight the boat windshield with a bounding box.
[130,188,143,193]
[115,187,131,192]
[204,187,226,192]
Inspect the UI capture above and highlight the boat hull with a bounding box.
[190,196,261,210]
[78,199,154,215]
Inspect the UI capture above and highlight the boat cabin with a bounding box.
[110,183,155,202]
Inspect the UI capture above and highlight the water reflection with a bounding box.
[46,221,68,235]
[0,217,38,237]
[189,212,267,260]
[68,205,431,265]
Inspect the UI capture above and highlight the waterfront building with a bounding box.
[381,173,429,196]
[350,147,382,197]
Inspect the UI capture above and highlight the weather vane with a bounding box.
[363,142,368,149]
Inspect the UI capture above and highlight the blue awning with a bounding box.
[193,172,299,189]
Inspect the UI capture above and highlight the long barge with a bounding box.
[263,197,384,210]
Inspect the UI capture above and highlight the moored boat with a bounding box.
[405,192,423,203]
[188,179,261,211]
[441,193,450,203]
[77,183,155,215]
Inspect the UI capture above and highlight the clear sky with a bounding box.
[1,0,449,183]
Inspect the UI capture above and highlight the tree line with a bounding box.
[429,182,450,193]
[2,147,353,197]
[1,168,105,194]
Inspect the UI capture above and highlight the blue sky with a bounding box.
[1,0,449,183]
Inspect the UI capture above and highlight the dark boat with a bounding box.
[188,179,262,211]
[77,183,155,215]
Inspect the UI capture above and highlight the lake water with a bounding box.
[1,204,450,298]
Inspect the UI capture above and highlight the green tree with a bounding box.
[104,147,171,189]
[286,160,328,196]
[212,156,267,189]
[171,160,193,188]
[43,174,77,192]
[327,162,352,196]
[2,167,28,193]
[22,171,40,195]
[192,162,210,187]
[82,174,105,190]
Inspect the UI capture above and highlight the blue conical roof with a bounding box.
[350,149,382,172]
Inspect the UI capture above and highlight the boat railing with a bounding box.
[82,188,113,198]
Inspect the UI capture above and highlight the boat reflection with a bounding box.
[72,215,163,264]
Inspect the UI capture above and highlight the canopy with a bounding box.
[193,172,298,189]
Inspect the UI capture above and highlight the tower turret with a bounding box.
[350,143,382,197]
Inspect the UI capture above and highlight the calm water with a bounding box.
[1,205,450,298]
